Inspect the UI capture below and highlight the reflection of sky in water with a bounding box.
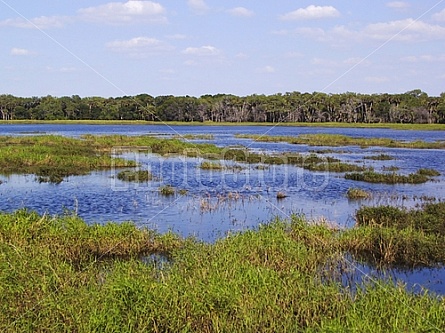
[1,124,445,294]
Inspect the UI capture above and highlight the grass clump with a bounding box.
[417,168,441,177]
[363,153,394,160]
[117,169,153,182]
[174,133,214,140]
[159,185,175,196]
[342,202,445,268]
[199,160,225,170]
[346,188,371,199]
[345,170,430,184]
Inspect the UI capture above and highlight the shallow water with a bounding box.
[1,123,445,293]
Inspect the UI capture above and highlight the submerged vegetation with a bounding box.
[1,209,445,332]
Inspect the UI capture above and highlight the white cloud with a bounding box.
[386,2,410,9]
[78,1,166,24]
[187,0,209,14]
[235,52,249,59]
[0,16,69,29]
[10,48,32,56]
[228,7,254,17]
[364,19,445,41]
[295,19,445,44]
[281,5,340,21]
[183,45,220,56]
[432,9,445,22]
[257,66,276,73]
[106,37,173,55]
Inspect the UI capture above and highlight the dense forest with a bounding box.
[1,89,445,124]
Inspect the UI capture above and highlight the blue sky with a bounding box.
[1,0,445,97]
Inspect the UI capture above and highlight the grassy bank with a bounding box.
[3,119,445,130]
[1,209,445,332]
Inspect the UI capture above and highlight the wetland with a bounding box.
[1,123,445,331]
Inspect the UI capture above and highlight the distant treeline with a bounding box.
[1,89,445,124]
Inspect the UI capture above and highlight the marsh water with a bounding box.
[1,123,445,293]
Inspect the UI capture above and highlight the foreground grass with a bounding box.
[236,133,445,149]
[1,209,445,332]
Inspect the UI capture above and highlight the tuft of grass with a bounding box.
[417,168,441,177]
[173,133,214,140]
[199,161,225,170]
[346,188,371,200]
[159,185,175,196]
[342,202,445,268]
[363,153,394,160]
[345,170,430,184]
[117,170,153,182]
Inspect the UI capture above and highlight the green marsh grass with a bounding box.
[345,170,431,184]
[1,210,445,331]
[0,134,363,185]
[199,160,225,170]
[159,185,175,196]
[417,168,441,177]
[347,188,372,199]
[236,133,445,149]
[364,153,394,160]
[0,135,134,183]
[343,203,445,268]
[116,169,153,182]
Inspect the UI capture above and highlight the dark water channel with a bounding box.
[1,123,445,294]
